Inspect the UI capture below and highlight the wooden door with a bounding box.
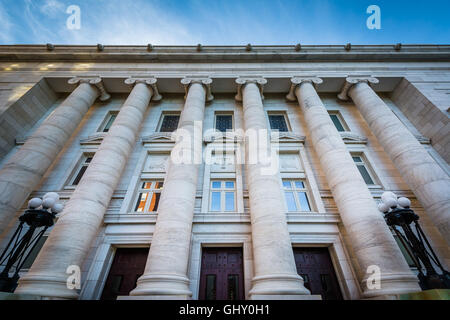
[293,247,343,300]
[199,247,244,300]
[100,247,149,300]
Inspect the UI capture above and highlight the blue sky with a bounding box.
[0,0,449,45]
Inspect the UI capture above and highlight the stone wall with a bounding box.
[391,77,450,163]
[0,78,59,160]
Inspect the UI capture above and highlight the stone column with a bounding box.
[15,78,160,299]
[339,77,450,245]
[129,78,213,299]
[287,77,421,298]
[236,78,311,300]
[0,78,109,237]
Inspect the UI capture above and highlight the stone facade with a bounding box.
[0,45,449,300]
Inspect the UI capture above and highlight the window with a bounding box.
[393,233,416,268]
[99,112,118,133]
[21,235,47,269]
[70,155,93,186]
[215,114,233,132]
[210,180,236,212]
[268,114,289,132]
[159,114,180,132]
[328,112,347,132]
[282,179,311,212]
[134,181,164,212]
[352,156,375,185]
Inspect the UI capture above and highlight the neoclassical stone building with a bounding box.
[0,45,449,300]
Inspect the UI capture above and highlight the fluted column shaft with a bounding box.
[292,79,420,297]
[348,81,450,245]
[239,80,310,299]
[15,81,154,299]
[130,80,209,298]
[0,80,100,236]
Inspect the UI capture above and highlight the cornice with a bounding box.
[1,44,449,62]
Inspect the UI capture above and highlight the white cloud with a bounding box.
[58,0,199,45]
[40,0,64,17]
[0,3,13,43]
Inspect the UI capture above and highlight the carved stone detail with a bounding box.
[141,132,175,144]
[125,77,162,101]
[235,77,267,101]
[203,131,244,144]
[68,76,111,101]
[339,131,368,144]
[286,77,323,101]
[180,77,213,102]
[271,132,306,144]
[337,76,379,101]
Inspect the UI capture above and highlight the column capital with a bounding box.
[286,76,323,101]
[234,77,267,102]
[125,77,162,101]
[181,76,213,102]
[68,76,111,101]
[337,76,379,101]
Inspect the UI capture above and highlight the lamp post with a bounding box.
[378,191,450,290]
[0,192,64,293]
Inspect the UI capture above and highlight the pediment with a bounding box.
[271,132,306,144]
[414,135,431,144]
[204,131,244,144]
[141,132,174,144]
[15,136,27,145]
[339,132,368,144]
[80,133,106,145]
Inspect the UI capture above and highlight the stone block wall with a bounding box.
[391,78,450,163]
[0,78,59,160]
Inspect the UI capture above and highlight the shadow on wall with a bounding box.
[0,78,60,161]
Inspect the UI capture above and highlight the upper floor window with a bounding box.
[268,114,289,132]
[134,180,164,212]
[352,155,375,185]
[282,179,311,212]
[210,180,236,212]
[70,155,93,186]
[159,114,180,132]
[215,114,233,132]
[99,112,118,133]
[328,111,348,132]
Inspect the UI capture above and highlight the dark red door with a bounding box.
[100,247,149,300]
[199,247,244,300]
[293,247,343,300]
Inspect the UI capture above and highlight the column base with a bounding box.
[129,273,192,298]
[361,272,422,298]
[248,273,312,298]
[14,273,78,299]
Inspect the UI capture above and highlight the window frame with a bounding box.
[67,153,94,187]
[157,112,181,133]
[267,112,291,132]
[282,179,312,212]
[97,111,118,133]
[209,179,236,213]
[214,112,234,132]
[133,180,164,213]
[351,154,377,186]
[327,111,349,132]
